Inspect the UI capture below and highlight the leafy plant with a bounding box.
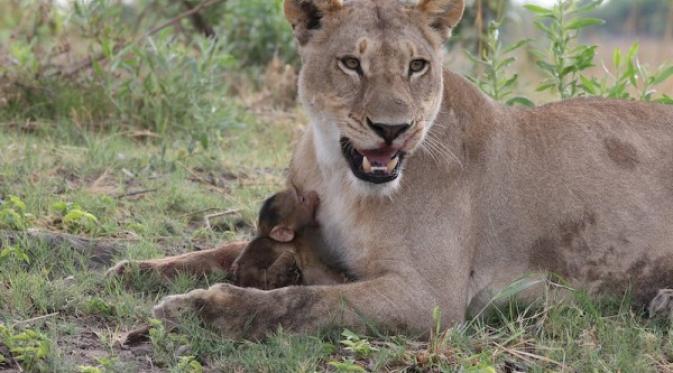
[526,0,605,99]
[580,42,673,103]
[0,245,30,265]
[102,33,238,140]
[173,355,204,373]
[0,324,52,372]
[467,21,533,106]
[219,0,297,68]
[52,201,99,234]
[327,359,367,373]
[340,329,377,358]
[0,195,31,230]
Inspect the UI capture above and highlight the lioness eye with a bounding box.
[409,59,428,74]
[340,56,361,72]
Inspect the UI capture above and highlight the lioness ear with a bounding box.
[270,225,295,242]
[416,0,465,40]
[284,0,343,45]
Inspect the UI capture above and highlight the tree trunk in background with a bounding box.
[665,2,673,43]
[624,2,639,36]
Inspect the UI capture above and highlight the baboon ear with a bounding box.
[284,0,343,45]
[270,225,295,242]
[416,0,465,40]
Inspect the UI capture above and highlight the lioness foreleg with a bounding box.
[152,274,461,339]
[107,241,247,279]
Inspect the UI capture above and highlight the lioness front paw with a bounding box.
[153,288,209,328]
[152,284,275,339]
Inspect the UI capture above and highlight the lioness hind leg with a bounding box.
[107,241,247,279]
[648,289,673,318]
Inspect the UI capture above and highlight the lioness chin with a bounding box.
[115,0,673,339]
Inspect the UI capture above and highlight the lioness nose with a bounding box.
[367,119,411,144]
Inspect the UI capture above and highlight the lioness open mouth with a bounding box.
[340,137,405,184]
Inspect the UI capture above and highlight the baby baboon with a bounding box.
[232,187,346,289]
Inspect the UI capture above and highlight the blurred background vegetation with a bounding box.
[1,0,672,139]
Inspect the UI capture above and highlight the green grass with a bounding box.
[1,107,673,372]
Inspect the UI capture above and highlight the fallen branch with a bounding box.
[115,188,159,199]
[0,229,129,267]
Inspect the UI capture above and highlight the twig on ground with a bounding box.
[11,312,59,327]
[115,188,159,199]
[205,209,240,230]
[493,342,566,369]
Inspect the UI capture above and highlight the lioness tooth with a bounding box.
[362,156,372,173]
[386,156,399,172]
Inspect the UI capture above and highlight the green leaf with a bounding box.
[627,42,640,60]
[573,0,604,15]
[9,195,26,211]
[656,95,673,105]
[535,61,556,74]
[51,201,68,214]
[524,4,552,15]
[566,18,604,30]
[502,39,529,55]
[536,82,556,92]
[496,57,516,70]
[651,66,673,86]
[580,75,599,95]
[501,75,519,90]
[506,97,535,107]
[612,48,622,69]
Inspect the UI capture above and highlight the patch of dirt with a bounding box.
[57,318,162,372]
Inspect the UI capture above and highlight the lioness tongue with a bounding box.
[360,148,398,173]
[360,148,396,166]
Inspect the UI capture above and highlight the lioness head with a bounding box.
[285,0,464,195]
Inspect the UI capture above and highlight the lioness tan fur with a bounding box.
[114,0,673,339]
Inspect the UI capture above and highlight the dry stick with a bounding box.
[115,188,159,199]
[493,342,566,369]
[12,312,59,327]
[204,209,240,230]
[55,0,225,78]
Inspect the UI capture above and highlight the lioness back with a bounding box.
[467,91,673,306]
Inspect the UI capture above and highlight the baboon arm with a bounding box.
[107,241,247,278]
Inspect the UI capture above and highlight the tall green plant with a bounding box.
[525,0,604,99]
[467,21,533,106]
[580,43,673,104]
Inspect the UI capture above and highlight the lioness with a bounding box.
[116,0,673,339]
